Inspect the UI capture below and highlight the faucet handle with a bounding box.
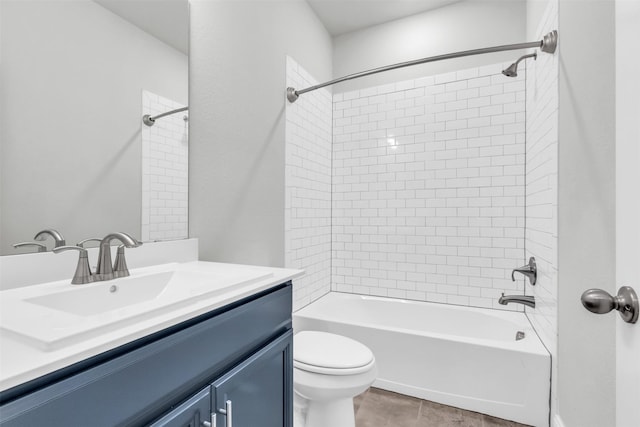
[113,245,130,278]
[12,242,47,253]
[52,246,93,285]
[511,257,537,286]
[76,238,102,248]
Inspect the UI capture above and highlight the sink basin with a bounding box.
[0,264,274,350]
[26,271,180,316]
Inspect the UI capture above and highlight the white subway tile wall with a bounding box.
[331,63,527,310]
[526,0,559,421]
[141,91,189,242]
[285,57,333,311]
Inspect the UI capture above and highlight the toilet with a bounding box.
[293,331,377,427]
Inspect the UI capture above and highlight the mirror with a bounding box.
[0,0,189,255]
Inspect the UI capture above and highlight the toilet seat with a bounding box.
[294,331,375,375]
[294,358,376,375]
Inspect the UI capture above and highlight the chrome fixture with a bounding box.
[12,242,47,253]
[113,245,130,278]
[218,400,232,427]
[202,413,217,427]
[52,233,141,285]
[52,246,93,285]
[76,238,102,248]
[512,257,537,286]
[502,52,537,77]
[581,286,638,324]
[96,232,142,281]
[143,106,189,127]
[34,229,66,248]
[499,293,536,308]
[287,30,558,103]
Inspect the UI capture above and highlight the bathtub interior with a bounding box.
[300,292,541,344]
[293,291,551,427]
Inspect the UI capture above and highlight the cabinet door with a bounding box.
[149,387,211,427]
[212,330,293,427]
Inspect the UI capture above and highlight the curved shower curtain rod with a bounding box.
[143,106,189,127]
[287,30,558,103]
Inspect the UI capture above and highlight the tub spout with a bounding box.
[499,293,535,308]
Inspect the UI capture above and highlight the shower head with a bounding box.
[502,63,519,77]
[502,52,537,77]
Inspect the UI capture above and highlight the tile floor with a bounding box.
[354,388,531,427]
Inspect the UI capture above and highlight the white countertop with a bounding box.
[0,261,303,392]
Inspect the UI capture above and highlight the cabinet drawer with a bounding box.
[0,284,292,427]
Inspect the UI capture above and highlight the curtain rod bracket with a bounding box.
[541,30,558,53]
[286,87,299,103]
[142,114,156,126]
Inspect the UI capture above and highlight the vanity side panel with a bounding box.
[0,284,292,427]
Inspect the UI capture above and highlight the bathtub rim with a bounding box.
[293,291,550,357]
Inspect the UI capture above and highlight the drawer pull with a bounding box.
[202,413,216,427]
[218,400,232,427]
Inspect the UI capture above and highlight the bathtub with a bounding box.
[293,292,550,427]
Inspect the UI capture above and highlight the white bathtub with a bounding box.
[293,292,550,427]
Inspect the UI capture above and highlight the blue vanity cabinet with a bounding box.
[0,283,293,427]
[150,330,293,427]
[149,388,211,427]
[212,330,293,427]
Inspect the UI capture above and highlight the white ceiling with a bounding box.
[93,0,477,52]
[306,0,465,36]
[94,0,188,54]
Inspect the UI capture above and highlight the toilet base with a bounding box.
[300,394,355,427]
[292,331,377,427]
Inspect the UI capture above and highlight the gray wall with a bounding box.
[332,0,526,92]
[0,0,187,254]
[189,0,332,266]
[557,0,616,425]
[526,0,551,39]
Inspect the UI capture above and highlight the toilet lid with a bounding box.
[294,331,374,370]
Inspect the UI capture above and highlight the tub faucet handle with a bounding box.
[511,257,537,286]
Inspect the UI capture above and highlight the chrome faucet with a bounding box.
[34,229,66,248]
[499,293,536,308]
[12,229,65,253]
[95,232,142,281]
